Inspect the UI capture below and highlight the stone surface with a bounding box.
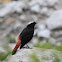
[0,1,25,17]
[46,0,59,7]
[46,10,62,30]
[37,29,51,38]
[51,31,62,38]
[0,2,16,17]
[5,18,15,26]
[3,47,62,62]
[19,14,27,22]
[38,0,47,6]
[30,4,40,13]
[37,25,51,38]
[40,7,48,15]
[0,47,6,53]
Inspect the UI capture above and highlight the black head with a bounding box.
[27,22,36,28]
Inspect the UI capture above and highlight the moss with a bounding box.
[30,53,40,62]
[53,53,60,62]
[0,53,8,61]
[0,44,11,61]
[9,34,15,43]
[55,45,62,51]
[35,42,53,49]
[0,50,11,61]
[54,56,60,62]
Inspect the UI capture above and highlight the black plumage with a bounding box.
[20,22,36,49]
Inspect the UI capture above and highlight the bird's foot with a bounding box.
[22,45,32,49]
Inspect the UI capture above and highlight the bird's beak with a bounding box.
[12,36,21,55]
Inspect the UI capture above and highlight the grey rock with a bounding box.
[3,48,33,62]
[37,29,51,38]
[0,2,16,17]
[40,7,48,16]
[13,21,22,30]
[29,0,38,6]
[0,47,6,53]
[56,37,62,43]
[38,24,46,30]
[3,46,62,62]
[37,0,47,6]
[29,0,58,7]
[46,10,62,30]
[30,4,40,13]
[49,38,56,44]
[56,42,61,46]
[29,0,47,6]
[51,31,62,38]
[0,1,25,17]
[19,14,27,22]
[0,18,3,22]
[14,1,25,13]
[37,25,51,38]
[31,15,38,21]
[46,0,59,7]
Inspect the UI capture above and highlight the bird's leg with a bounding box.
[22,44,32,49]
[25,44,32,49]
[26,44,30,48]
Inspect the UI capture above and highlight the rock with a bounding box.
[3,48,33,62]
[37,29,51,38]
[0,1,25,17]
[29,0,37,6]
[29,0,58,7]
[38,24,46,30]
[46,10,62,30]
[19,14,27,22]
[46,0,59,7]
[31,15,38,21]
[30,4,40,13]
[56,42,61,46]
[13,21,22,30]
[5,18,15,26]
[3,47,62,62]
[14,1,25,13]
[29,0,47,6]
[0,18,3,23]
[0,2,16,17]
[49,38,56,44]
[40,7,48,16]
[37,0,47,6]
[0,47,6,53]
[47,9,55,16]
[37,25,51,38]
[51,31,62,38]
[56,37,62,43]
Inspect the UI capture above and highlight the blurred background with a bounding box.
[0,0,62,62]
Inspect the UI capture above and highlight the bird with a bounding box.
[12,22,36,55]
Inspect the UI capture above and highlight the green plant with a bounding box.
[54,55,60,62]
[35,42,53,49]
[30,40,62,62]
[0,49,11,61]
[8,34,15,43]
[55,45,62,51]
[30,53,40,62]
